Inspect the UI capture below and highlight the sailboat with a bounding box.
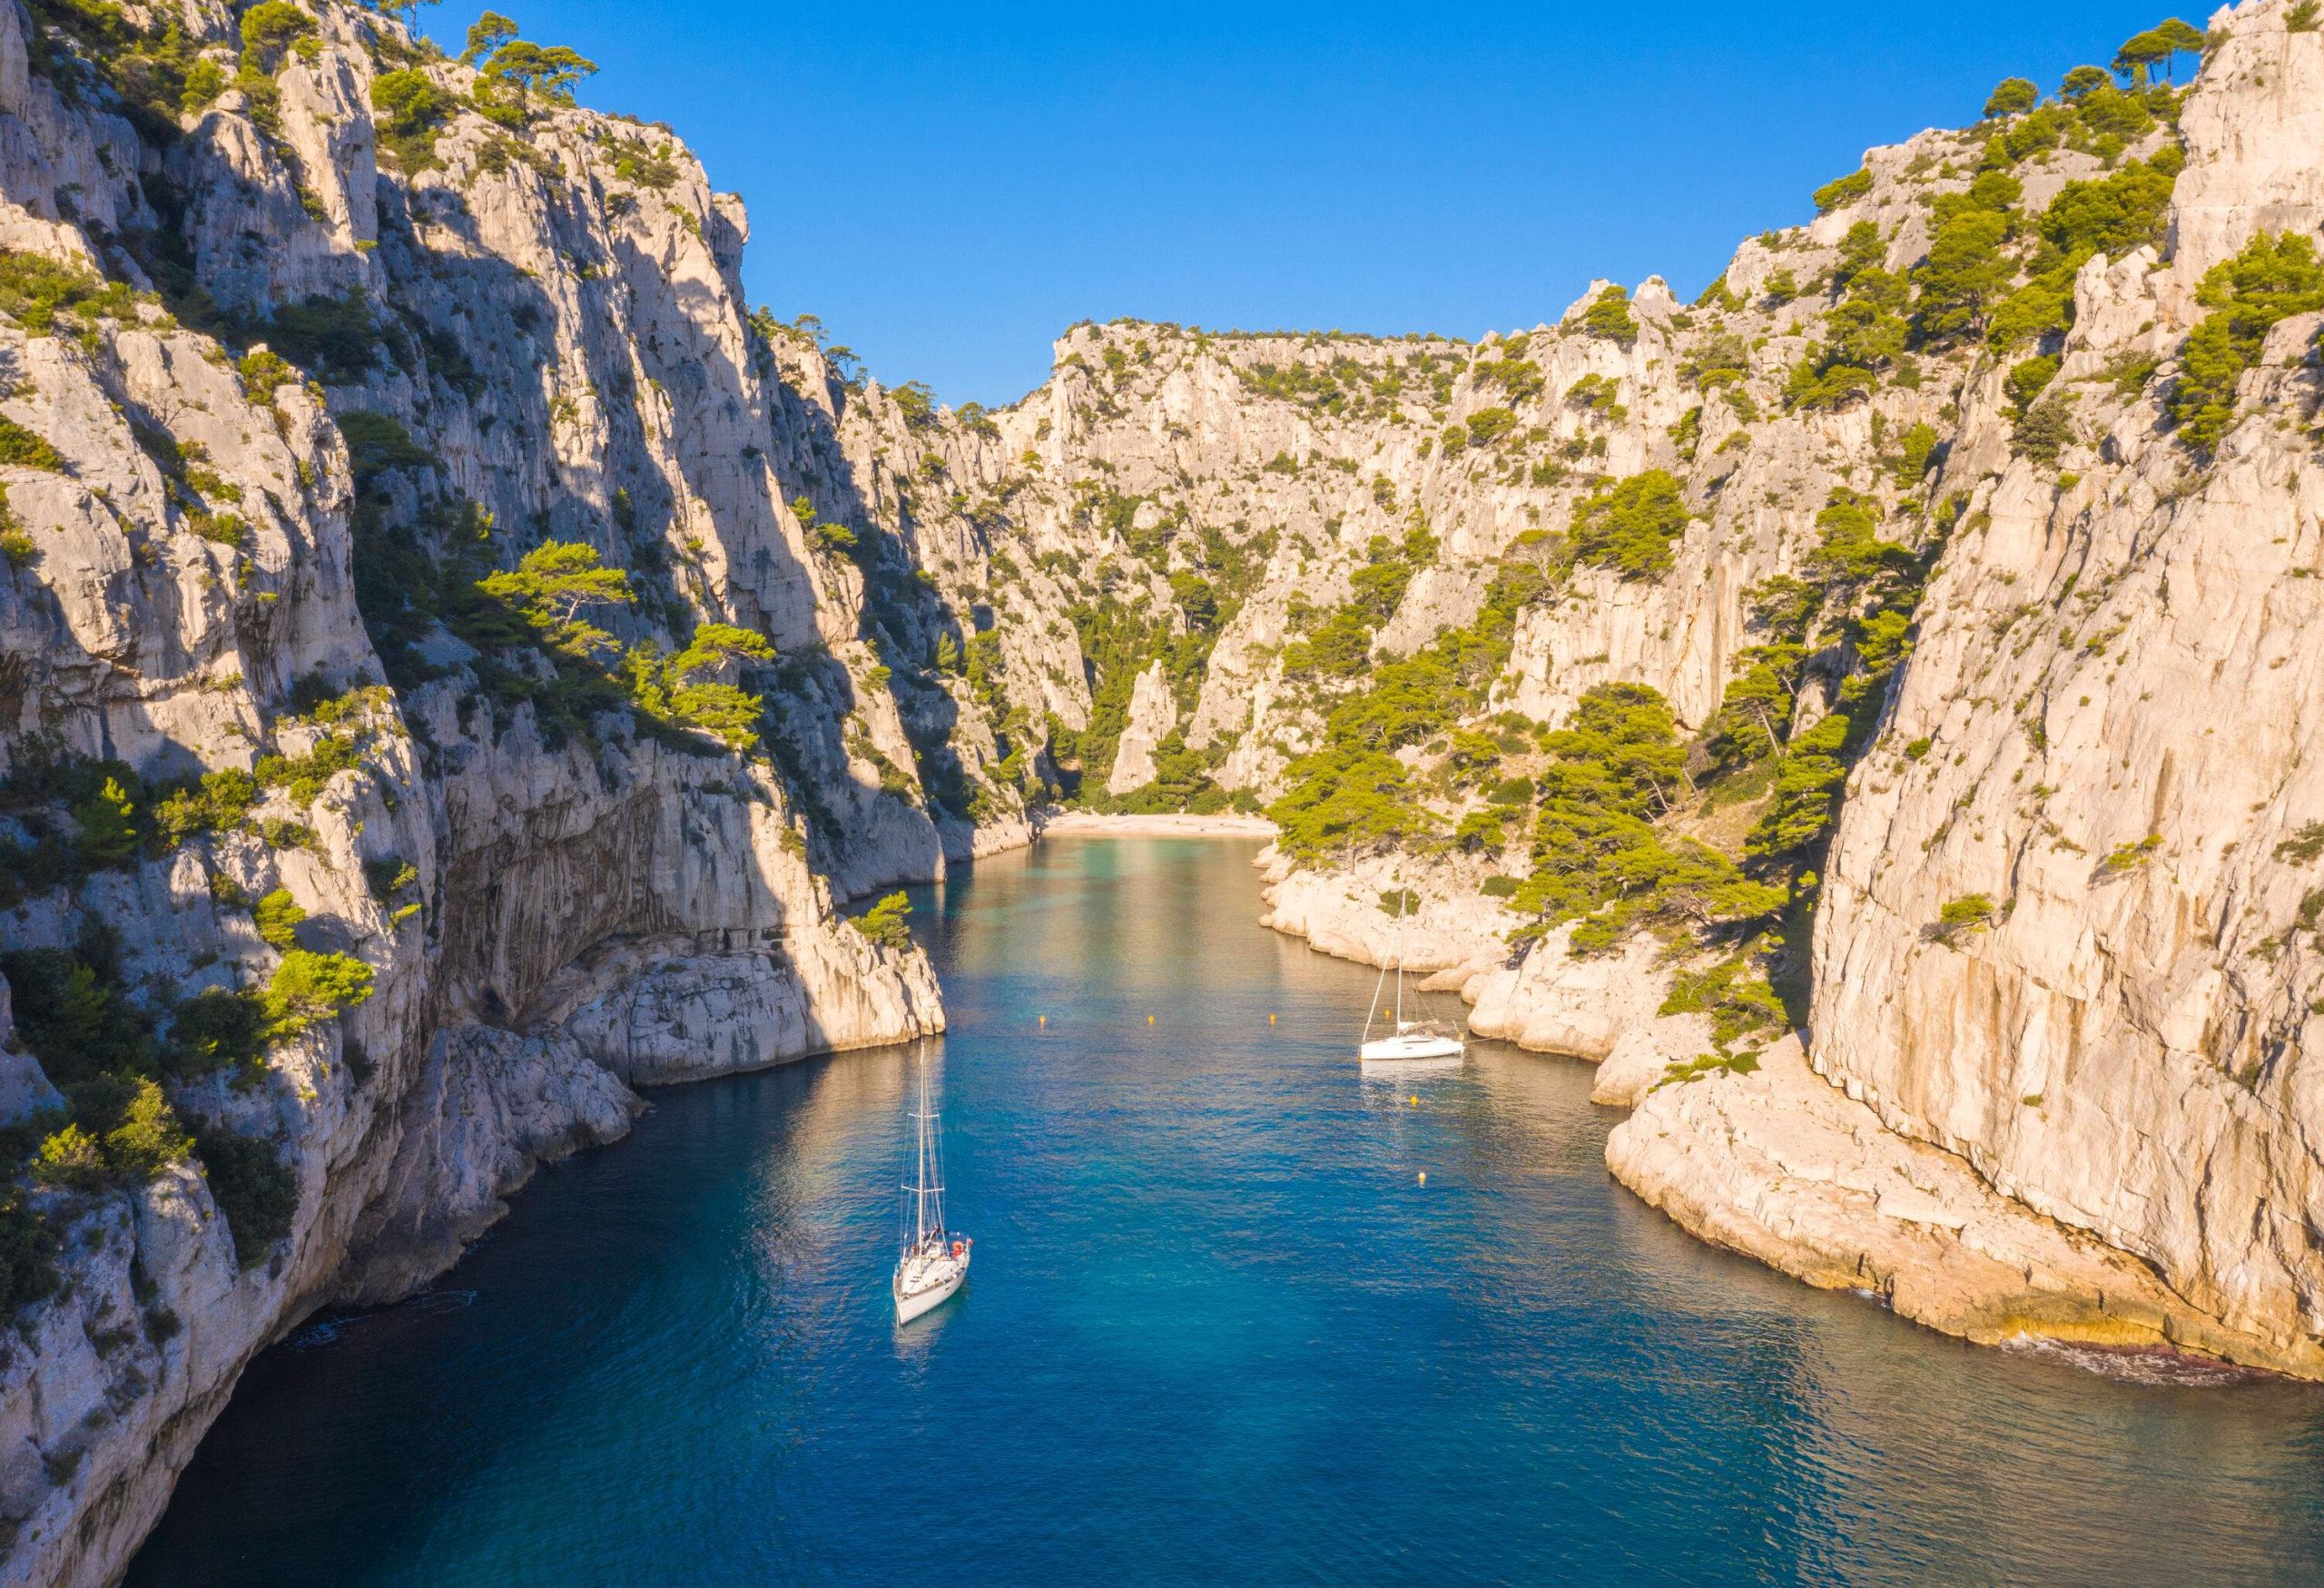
[1359,887,1466,1064]
[893,1050,970,1324]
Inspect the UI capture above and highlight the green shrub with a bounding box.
[336,411,436,480]
[1659,952,1788,1058]
[182,56,224,109]
[1,943,152,1087]
[1582,285,1638,345]
[255,733,363,805]
[1891,421,1941,483]
[151,768,258,846]
[262,950,374,1036]
[239,0,314,68]
[1566,374,1624,417]
[364,857,419,902]
[0,417,64,471]
[102,1077,191,1179]
[1935,894,1997,939]
[166,988,270,1077]
[2168,232,2324,455]
[1571,470,1688,579]
[2005,354,2061,412]
[1812,168,1873,213]
[2273,822,2324,864]
[30,1075,189,1189]
[71,775,138,867]
[238,350,298,403]
[265,291,382,385]
[851,892,913,951]
[190,509,250,548]
[33,1123,106,1189]
[193,1129,298,1267]
[0,248,136,337]
[1454,807,1511,853]
[370,67,456,171]
[1464,406,1520,447]
[258,817,315,850]
[1472,355,1544,401]
[1984,77,2039,118]
[252,887,305,949]
[2095,833,2162,880]
[2014,397,2073,465]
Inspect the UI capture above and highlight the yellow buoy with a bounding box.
[1038,1014,1047,1027]
[1417,1171,1428,1186]
[1408,1095,1418,1107]
[1147,1014,1155,1026]
[1268,1012,1276,1025]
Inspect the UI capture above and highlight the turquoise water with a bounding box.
[130,839,2324,1585]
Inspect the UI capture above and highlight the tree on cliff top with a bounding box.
[485,40,598,108]
[1984,77,2038,118]
[2113,18,2205,83]
[462,11,518,64]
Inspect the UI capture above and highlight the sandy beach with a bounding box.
[1034,811,1279,839]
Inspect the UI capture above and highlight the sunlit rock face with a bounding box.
[10,0,2324,1581]
[0,4,950,1581]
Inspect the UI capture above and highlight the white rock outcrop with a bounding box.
[1105,661,1177,795]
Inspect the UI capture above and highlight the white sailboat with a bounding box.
[893,1050,970,1324]
[1359,887,1466,1065]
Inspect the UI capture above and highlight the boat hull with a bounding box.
[1359,1033,1465,1063]
[893,1251,970,1324]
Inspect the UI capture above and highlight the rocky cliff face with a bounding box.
[1641,0,2324,1376]
[0,3,959,1581]
[8,0,2324,1580]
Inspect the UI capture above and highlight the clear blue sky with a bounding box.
[420,2,2190,407]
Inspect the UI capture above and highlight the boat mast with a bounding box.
[911,1052,941,1248]
[1393,885,1407,1030]
[915,1058,927,1245]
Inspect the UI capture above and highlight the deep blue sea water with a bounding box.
[129,838,2324,1585]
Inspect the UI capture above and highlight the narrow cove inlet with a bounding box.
[125,841,2324,1586]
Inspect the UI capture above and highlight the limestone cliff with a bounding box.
[0,3,951,1582]
[9,0,2324,1581]
[1617,0,2324,1377]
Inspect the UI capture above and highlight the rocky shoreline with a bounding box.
[1260,845,2324,1380]
[1033,812,1279,839]
[1607,1037,2324,1380]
